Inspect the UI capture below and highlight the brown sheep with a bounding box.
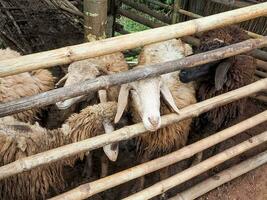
[115,39,196,196]
[0,101,117,200]
[55,52,129,177]
[179,25,257,163]
[0,48,55,124]
[56,52,129,109]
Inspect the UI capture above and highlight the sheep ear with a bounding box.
[184,43,193,56]
[160,84,181,114]
[215,60,232,91]
[56,73,68,87]
[114,84,130,123]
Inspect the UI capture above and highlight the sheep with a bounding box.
[179,25,257,164]
[54,52,129,178]
[114,39,196,196]
[0,101,117,200]
[56,52,129,109]
[0,48,55,124]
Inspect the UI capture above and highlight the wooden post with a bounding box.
[170,151,267,200]
[0,38,266,117]
[172,0,181,24]
[0,3,266,77]
[47,111,267,200]
[84,0,116,161]
[123,131,267,200]
[84,0,108,41]
[0,80,266,182]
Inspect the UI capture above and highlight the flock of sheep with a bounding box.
[0,25,256,199]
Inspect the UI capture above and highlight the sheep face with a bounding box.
[115,76,180,131]
[115,39,193,131]
[56,61,100,109]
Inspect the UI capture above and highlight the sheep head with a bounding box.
[115,39,192,131]
[56,60,101,109]
[179,26,249,90]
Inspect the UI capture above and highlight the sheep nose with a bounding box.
[148,116,160,127]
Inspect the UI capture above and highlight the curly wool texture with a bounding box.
[66,52,128,102]
[0,48,55,123]
[0,102,117,200]
[196,26,256,132]
[133,39,196,158]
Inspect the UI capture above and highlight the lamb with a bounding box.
[0,48,55,124]
[179,25,257,163]
[0,101,117,200]
[114,39,196,195]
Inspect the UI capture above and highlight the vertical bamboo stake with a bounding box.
[172,0,181,24]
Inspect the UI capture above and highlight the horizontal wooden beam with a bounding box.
[124,131,267,200]
[171,151,267,200]
[0,38,266,117]
[0,3,266,77]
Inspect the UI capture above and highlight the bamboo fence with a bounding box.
[124,131,267,200]
[170,150,267,200]
[0,38,266,118]
[0,79,266,181]
[0,2,266,200]
[0,3,267,77]
[49,111,267,200]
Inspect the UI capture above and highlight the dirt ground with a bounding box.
[58,98,267,200]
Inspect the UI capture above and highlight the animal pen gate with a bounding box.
[0,1,266,200]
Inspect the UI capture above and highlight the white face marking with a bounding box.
[131,77,161,131]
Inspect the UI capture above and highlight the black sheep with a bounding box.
[179,25,257,163]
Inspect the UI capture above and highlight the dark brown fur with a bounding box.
[195,26,256,133]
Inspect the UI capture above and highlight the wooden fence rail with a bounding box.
[0,37,266,118]
[0,78,266,181]
[49,111,267,200]
[0,2,266,77]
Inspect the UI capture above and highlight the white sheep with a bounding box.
[0,48,55,123]
[115,39,196,195]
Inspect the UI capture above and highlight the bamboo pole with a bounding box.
[145,0,261,38]
[121,0,171,24]
[0,79,266,182]
[252,95,267,104]
[257,59,267,71]
[117,8,164,28]
[48,110,267,200]
[251,49,267,61]
[256,70,267,78]
[211,0,253,8]
[0,3,266,76]
[170,150,267,200]
[117,8,199,48]
[146,0,204,18]
[124,131,267,200]
[0,38,266,117]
